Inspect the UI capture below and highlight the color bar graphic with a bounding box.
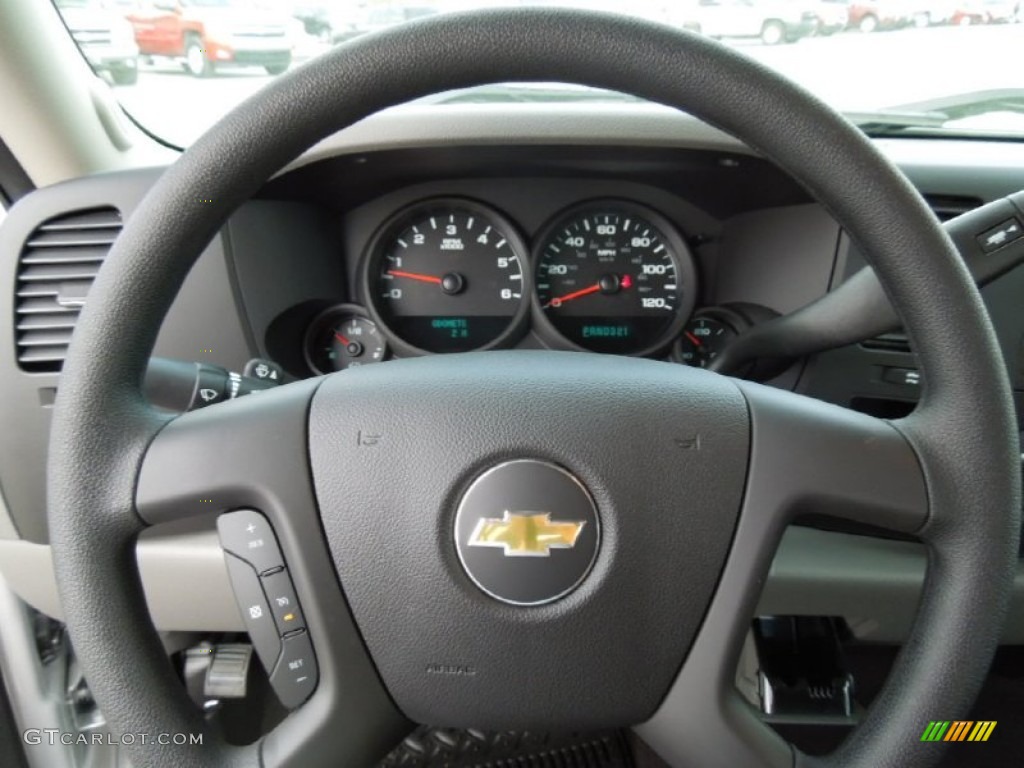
[921,721,996,742]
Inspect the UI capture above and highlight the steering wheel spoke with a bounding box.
[636,485,795,766]
[136,379,320,526]
[133,379,409,764]
[637,383,928,768]
[736,382,929,536]
[258,678,409,768]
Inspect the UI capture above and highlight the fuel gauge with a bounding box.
[305,305,388,374]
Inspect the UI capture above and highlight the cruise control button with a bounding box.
[977,217,1023,253]
[217,510,284,575]
[882,367,922,386]
[261,569,306,635]
[270,630,318,709]
[223,553,281,674]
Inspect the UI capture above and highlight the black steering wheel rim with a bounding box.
[47,8,1020,768]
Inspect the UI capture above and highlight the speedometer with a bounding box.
[363,199,530,355]
[534,201,696,355]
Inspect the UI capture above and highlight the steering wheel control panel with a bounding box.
[217,509,318,709]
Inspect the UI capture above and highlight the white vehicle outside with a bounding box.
[669,0,820,45]
[55,0,140,85]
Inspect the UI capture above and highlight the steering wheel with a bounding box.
[47,9,1020,768]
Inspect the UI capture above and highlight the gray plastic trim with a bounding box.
[0,526,242,632]
[762,528,952,643]
[280,105,1024,184]
[6,525,1024,640]
[712,204,840,316]
[285,103,754,175]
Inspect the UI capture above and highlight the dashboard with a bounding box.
[297,189,759,373]
[1,103,1023,642]
[350,197,691,362]
[244,140,834,388]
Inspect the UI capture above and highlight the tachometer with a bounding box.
[534,201,697,355]
[363,199,530,355]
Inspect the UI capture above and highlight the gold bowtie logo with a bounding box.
[468,512,586,557]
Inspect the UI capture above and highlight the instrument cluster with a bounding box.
[306,196,720,373]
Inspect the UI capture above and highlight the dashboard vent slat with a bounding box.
[16,329,75,348]
[25,232,119,249]
[16,299,81,317]
[14,207,122,373]
[17,279,93,302]
[18,262,102,283]
[16,315,80,332]
[21,246,111,265]
[33,209,122,231]
[922,194,982,222]
[18,346,75,365]
[861,332,912,354]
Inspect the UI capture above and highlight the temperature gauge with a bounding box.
[305,305,388,374]
[675,315,737,369]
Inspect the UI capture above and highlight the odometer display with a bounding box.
[534,202,696,355]
[364,199,530,354]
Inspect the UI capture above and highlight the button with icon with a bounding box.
[217,510,284,575]
[191,364,229,408]
[270,630,317,708]
[223,553,281,673]
[261,568,306,635]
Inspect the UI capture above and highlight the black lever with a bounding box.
[710,190,1024,379]
[144,357,280,412]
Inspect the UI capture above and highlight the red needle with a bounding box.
[685,331,702,347]
[546,283,601,308]
[334,332,352,346]
[387,269,443,285]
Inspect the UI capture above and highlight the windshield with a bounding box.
[51,0,1024,148]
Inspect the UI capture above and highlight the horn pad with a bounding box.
[309,351,749,729]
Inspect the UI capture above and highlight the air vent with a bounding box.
[861,332,912,354]
[15,207,122,373]
[922,194,982,222]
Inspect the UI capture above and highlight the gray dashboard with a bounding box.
[0,104,1022,642]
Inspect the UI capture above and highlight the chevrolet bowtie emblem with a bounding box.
[468,511,586,557]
